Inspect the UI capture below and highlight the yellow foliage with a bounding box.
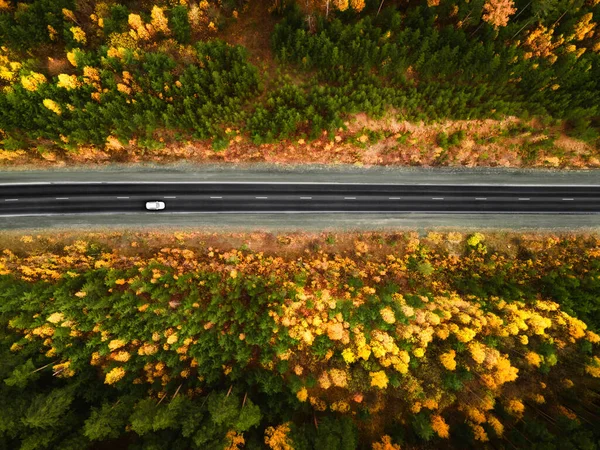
[318,371,331,389]
[431,414,450,438]
[108,339,126,351]
[439,350,457,370]
[571,13,596,41]
[342,348,356,363]
[128,14,151,41]
[21,72,47,91]
[187,4,206,33]
[370,370,389,389]
[66,51,77,67]
[90,352,101,365]
[57,74,81,90]
[62,8,76,22]
[224,430,245,450]
[151,6,170,35]
[468,342,487,364]
[10,342,23,352]
[522,24,564,63]
[482,0,516,28]
[350,0,366,11]
[380,306,395,324]
[70,26,87,44]
[372,435,401,450]
[104,367,126,384]
[586,356,600,378]
[117,83,131,95]
[110,351,131,362]
[46,312,64,324]
[525,351,542,367]
[330,400,350,412]
[467,233,485,246]
[264,423,294,450]
[327,322,345,341]
[413,347,425,358]
[329,368,348,387]
[487,414,504,436]
[138,343,158,355]
[455,327,477,343]
[53,361,75,378]
[42,99,62,115]
[587,331,600,344]
[471,423,489,442]
[296,387,308,402]
[506,399,525,417]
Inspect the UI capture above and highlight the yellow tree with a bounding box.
[150,5,170,35]
[482,0,517,28]
[304,0,365,17]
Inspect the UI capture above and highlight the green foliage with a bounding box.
[0,0,74,50]
[417,261,434,277]
[0,40,260,148]
[22,387,75,429]
[84,400,132,441]
[271,5,600,137]
[4,359,38,388]
[0,0,599,149]
[437,130,466,149]
[291,415,358,450]
[102,5,130,37]
[411,413,434,441]
[170,6,191,44]
[442,372,463,392]
[211,136,230,151]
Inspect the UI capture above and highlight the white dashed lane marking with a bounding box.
[562,198,574,201]
[300,197,312,200]
[4,199,18,201]
[344,197,356,200]
[518,198,530,201]
[55,198,69,200]
[117,197,129,199]
[164,196,177,199]
[475,198,487,200]
[432,197,444,200]
[255,197,268,199]
[388,197,401,200]
[210,196,222,199]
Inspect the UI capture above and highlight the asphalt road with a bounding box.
[1,182,600,215]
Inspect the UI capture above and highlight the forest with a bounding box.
[0,230,599,449]
[0,0,598,157]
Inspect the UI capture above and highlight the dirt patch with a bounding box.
[1,114,598,170]
[47,57,71,76]
[218,1,277,70]
[1,230,597,264]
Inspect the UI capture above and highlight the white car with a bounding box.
[145,201,165,211]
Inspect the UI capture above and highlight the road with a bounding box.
[1,182,600,215]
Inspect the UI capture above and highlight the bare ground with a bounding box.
[1,114,599,170]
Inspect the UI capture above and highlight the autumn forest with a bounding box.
[0,0,598,166]
[1,1,600,450]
